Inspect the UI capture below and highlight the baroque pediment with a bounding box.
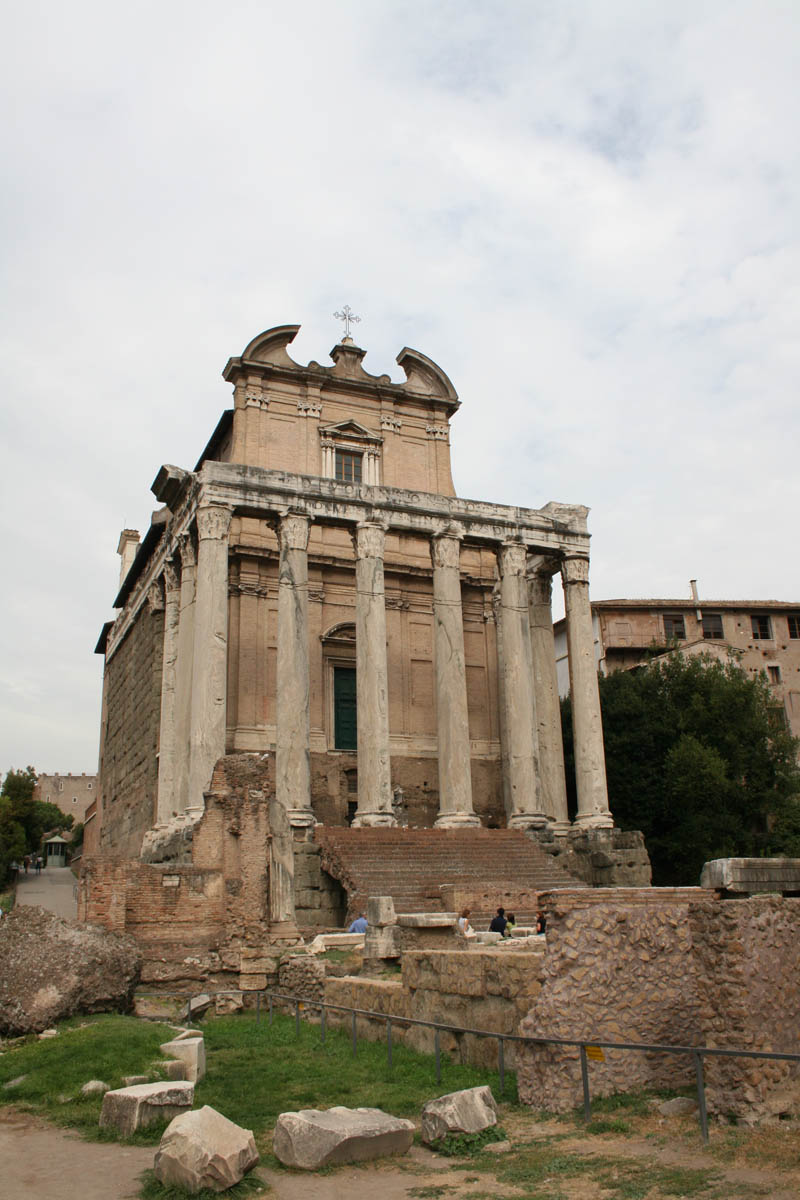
[319,420,383,444]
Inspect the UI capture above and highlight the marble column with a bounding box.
[497,541,548,829]
[275,512,315,828]
[431,530,479,827]
[352,521,395,826]
[187,504,233,811]
[156,557,181,823]
[173,532,197,815]
[527,557,570,834]
[561,555,613,828]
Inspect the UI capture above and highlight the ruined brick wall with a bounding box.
[325,947,545,1070]
[99,603,164,858]
[517,891,800,1119]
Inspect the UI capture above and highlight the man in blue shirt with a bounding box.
[488,906,507,935]
[348,913,368,933]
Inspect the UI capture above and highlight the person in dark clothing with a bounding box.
[536,909,547,935]
[488,906,507,935]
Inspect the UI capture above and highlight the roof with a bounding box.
[591,599,800,611]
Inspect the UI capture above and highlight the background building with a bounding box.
[554,585,800,740]
[33,773,97,823]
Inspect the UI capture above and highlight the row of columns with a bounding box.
[155,505,612,839]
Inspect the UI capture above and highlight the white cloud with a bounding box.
[1,0,798,769]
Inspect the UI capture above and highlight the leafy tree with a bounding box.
[0,768,74,878]
[0,797,26,884]
[561,653,800,885]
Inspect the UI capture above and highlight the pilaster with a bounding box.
[156,557,181,823]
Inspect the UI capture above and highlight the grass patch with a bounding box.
[0,889,14,915]
[425,1124,507,1157]
[0,1014,179,1138]
[138,1168,268,1199]
[585,1116,631,1134]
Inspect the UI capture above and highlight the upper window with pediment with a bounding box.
[320,421,383,486]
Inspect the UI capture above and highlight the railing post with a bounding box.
[579,1045,592,1123]
[435,1028,441,1084]
[386,1019,393,1068]
[320,1004,326,1045]
[693,1050,709,1143]
[269,995,273,1026]
[352,1010,357,1057]
[256,992,261,1024]
[295,998,300,1038]
[498,1037,505,1095]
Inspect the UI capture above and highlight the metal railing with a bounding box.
[136,988,800,1144]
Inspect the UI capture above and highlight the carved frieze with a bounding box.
[426,423,449,441]
[245,387,269,410]
[297,399,323,418]
[380,415,402,432]
[177,530,197,570]
[163,558,180,595]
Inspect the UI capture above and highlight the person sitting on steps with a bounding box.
[488,906,507,935]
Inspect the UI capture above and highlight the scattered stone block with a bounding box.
[273,1106,415,1169]
[99,1081,194,1136]
[367,896,396,926]
[122,1075,150,1087]
[700,857,800,895]
[160,1036,206,1083]
[658,1096,698,1117]
[187,993,213,1020]
[160,1060,187,1080]
[421,1086,499,1144]
[154,1105,259,1194]
[214,992,244,1015]
[172,1028,204,1041]
[482,1139,512,1153]
[364,925,401,960]
[3,1075,27,1090]
[38,1028,58,1039]
[81,1079,110,1096]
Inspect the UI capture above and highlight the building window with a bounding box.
[72,797,78,803]
[87,782,93,790]
[333,666,357,750]
[702,613,724,640]
[788,615,800,639]
[767,665,782,685]
[335,450,362,484]
[663,614,686,640]
[59,781,64,791]
[751,614,772,640]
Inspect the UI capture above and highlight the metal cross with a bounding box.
[333,305,361,339]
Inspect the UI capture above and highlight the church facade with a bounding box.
[92,324,616,926]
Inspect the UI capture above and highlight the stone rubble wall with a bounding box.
[539,829,652,887]
[324,947,545,1070]
[293,842,347,929]
[517,891,800,1120]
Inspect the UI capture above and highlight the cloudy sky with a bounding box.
[1,1,798,775]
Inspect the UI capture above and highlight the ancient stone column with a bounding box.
[352,521,395,826]
[431,530,479,827]
[187,504,233,811]
[527,557,570,834]
[497,541,548,829]
[275,511,315,828]
[156,557,181,823]
[561,555,613,828]
[173,532,197,814]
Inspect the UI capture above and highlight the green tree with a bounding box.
[0,767,74,873]
[561,653,800,885]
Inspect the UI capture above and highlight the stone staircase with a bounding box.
[314,826,588,927]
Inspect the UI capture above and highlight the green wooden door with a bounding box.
[334,666,357,750]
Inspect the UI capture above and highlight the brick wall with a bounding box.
[99,603,164,858]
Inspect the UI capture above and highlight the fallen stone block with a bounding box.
[658,1096,697,1117]
[154,1105,259,1193]
[160,1059,187,1081]
[367,895,396,926]
[81,1079,110,1096]
[187,993,213,1020]
[99,1081,194,1136]
[160,1035,206,1083]
[122,1075,150,1087]
[273,1106,415,1169]
[214,992,243,1015]
[421,1086,499,1144]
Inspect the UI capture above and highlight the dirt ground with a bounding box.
[3,1103,800,1200]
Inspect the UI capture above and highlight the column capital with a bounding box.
[277,511,311,552]
[196,504,233,541]
[178,530,196,570]
[352,520,386,560]
[561,556,590,586]
[431,526,463,571]
[163,557,181,595]
[497,540,527,578]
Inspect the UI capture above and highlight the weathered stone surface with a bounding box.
[364,926,400,960]
[0,906,141,1035]
[700,858,800,894]
[160,1036,206,1083]
[397,913,456,928]
[421,1086,499,1144]
[367,896,396,927]
[188,993,212,1019]
[154,1105,259,1194]
[81,1079,111,1096]
[123,1075,150,1087]
[273,1106,415,1169]
[214,992,243,1015]
[658,1096,697,1116]
[99,1081,194,1136]
[159,1059,187,1080]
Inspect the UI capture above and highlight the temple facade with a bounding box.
[93,324,616,902]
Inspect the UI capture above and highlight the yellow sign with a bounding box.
[585,1045,605,1062]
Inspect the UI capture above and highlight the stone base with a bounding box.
[140,811,205,864]
[351,812,397,828]
[508,813,550,831]
[534,827,652,887]
[434,812,481,829]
